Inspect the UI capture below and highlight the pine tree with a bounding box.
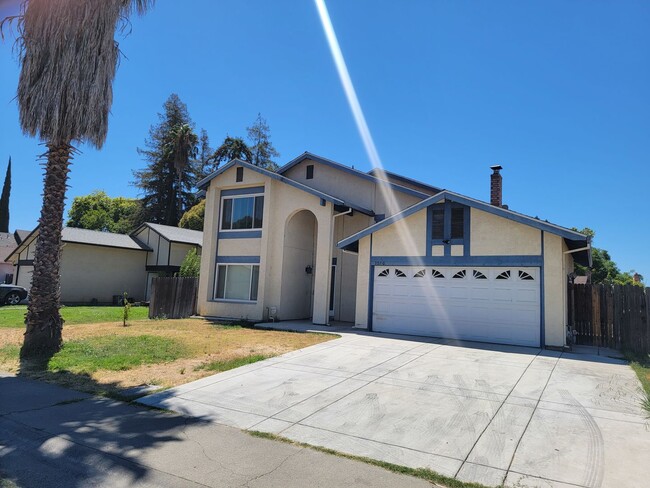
[247,113,280,170]
[132,94,199,226]
[211,136,253,167]
[0,158,11,233]
[196,129,215,181]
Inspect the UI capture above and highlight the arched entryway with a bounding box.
[280,209,317,320]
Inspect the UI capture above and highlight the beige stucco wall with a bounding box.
[372,209,427,256]
[470,208,542,256]
[169,242,200,267]
[354,235,371,328]
[216,238,261,257]
[59,243,147,303]
[283,158,422,217]
[198,165,334,325]
[543,232,569,347]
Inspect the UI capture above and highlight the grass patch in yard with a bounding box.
[195,354,273,372]
[248,431,489,488]
[626,353,650,415]
[0,305,149,328]
[0,344,19,363]
[0,318,335,398]
[48,335,188,373]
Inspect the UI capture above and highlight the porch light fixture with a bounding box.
[305,265,313,275]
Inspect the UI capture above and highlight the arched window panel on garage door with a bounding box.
[496,270,511,280]
[518,270,535,281]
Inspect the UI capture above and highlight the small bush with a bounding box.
[179,248,201,277]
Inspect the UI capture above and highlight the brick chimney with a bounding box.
[490,165,503,207]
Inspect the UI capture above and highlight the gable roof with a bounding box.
[14,229,31,244]
[338,190,589,250]
[196,158,375,215]
[62,227,151,251]
[367,168,443,195]
[133,222,203,246]
[5,227,151,262]
[277,152,431,200]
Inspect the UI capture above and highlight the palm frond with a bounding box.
[12,0,154,147]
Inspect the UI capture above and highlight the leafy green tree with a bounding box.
[4,0,153,359]
[0,157,10,233]
[211,136,252,168]
[247,113,280,170]
[573,227,644,287]
[178,248,200,277]
[133,94,199,226]
[178,199,205,231]
[67,191,143,233]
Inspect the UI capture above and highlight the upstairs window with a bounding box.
[451,208,465,239]
[306,164,314,180]
[430,204,467,242]
[221,195,264,230]
[431,208,444,240]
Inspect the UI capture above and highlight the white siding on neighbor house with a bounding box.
[59,243,147,303]
[16,265,33,290]
[169,242,199,267]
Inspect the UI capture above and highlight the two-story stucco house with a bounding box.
[197,152,590,348]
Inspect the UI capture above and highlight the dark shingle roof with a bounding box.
[14,229,30,244]
[62,227,151,251]
[139,223,203,246]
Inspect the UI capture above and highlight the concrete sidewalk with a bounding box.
[0,374,431,488]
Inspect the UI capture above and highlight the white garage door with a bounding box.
[372,266,540,347]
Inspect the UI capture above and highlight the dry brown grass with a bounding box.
[0,319,336,398]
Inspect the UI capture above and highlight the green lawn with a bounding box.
[0,305,149,328]
[48,335,188,373]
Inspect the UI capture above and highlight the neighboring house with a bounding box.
[5,224,202,304]
[197,152,591,348]
[131,222,203,299]
[0,230,29,284]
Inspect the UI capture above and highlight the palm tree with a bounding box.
[4,0,154,359]
[166,123,198,225]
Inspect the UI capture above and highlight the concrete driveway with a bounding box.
[140,328,650,488]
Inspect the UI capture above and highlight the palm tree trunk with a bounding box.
[21,142,73,360]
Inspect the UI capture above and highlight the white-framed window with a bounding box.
[221,195,264,231]
[215,264,260,301]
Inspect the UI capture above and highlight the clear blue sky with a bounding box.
[1,0,648,279]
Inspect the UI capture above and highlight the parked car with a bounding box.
[0,284,28,305]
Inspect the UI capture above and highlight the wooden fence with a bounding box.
[149,277,199,319]
[568,283,649,355]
